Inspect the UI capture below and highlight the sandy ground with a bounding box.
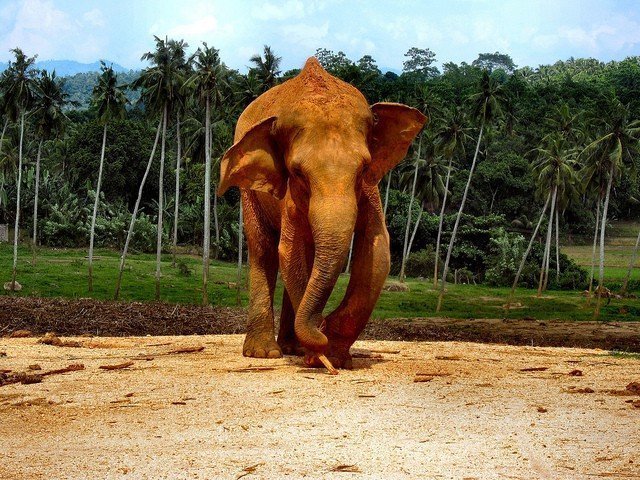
[1,335,639,480]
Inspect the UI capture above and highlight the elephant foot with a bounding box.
[277,336,305,356]
[243,332,282,359]
[304,344,353,370]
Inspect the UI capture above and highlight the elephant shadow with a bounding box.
[291,349,389,374]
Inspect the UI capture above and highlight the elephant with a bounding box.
[218,57,426,369]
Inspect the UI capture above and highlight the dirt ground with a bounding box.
[1,334,639,479]
[2,296,640,352]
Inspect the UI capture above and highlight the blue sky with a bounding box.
[0,0,639,72]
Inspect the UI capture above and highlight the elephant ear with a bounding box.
[366,103,428,184]
[217,116,287,199]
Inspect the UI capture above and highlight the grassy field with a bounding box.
[1,241,639,323]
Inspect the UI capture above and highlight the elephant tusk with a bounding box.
[317,354,339,375]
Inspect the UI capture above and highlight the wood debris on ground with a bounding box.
[99,361,134,370]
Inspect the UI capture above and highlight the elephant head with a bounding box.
[218,58,426,353]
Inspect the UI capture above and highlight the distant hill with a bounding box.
[0,59,129,76]
[62,70,141,109]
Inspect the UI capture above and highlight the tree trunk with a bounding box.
[213,184,220,258]
[202,97,212,305]
[433,156,453,287]
[10,112,25,290]
[437,120,484,312]
[345,233,355,274]
[509,191,552,299]
[383,171,392,217]
[399,138,421,282]
[538,185,557,296]
[31,139,43,265]
[236,200,243,306]
[155,104,168,301]
[172,112,181,268]
[555,206,560,281]
[489,189,497,213]
[88,124,108,292]
[621,228,640,294]
[594,163,615,319]
[587,198,601,305]
[0,118,8,159]
[406,206,423,265]
[114,116,163,300]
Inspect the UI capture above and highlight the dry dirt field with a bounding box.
[1,334,639,479]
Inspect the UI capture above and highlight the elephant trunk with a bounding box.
[294,195,356,352]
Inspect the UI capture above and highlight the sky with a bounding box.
[0,0,639,73]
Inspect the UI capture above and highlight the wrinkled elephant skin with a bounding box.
[219,58,426,367]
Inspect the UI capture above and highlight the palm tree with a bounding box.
[581,100,640,317]
[531,137,578,295]
[398,134,422,283]
[31,70,70,263]
[508,192,552,304]
[88,62,128,292]
[437,71,505,311]
[0,92,9,160]
[433,107,470,287]
[406,153,447,261]
[581,155,608,304]
[2,48,38,290]
[184,42,227,305]
[114,117,162,300]
[249,45,281,92]
[169,39,191,268]
[398,135,445,281]
[129,36,187,300]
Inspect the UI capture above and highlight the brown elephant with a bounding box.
[218,57,426,369]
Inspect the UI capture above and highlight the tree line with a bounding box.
[0,41,639,316]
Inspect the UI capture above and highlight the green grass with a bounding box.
[606,351,640,360]
[1,243,639,323]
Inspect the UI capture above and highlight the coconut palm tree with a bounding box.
[437,71,505,311]
[581,99,640,318]
[433,106,470,287]
[249,45,281,93]
[406,153,447,262]
[127,36,187,300]
[397,134,422,283]
[184,42,227,305]
[88,62,128,292]
[0,92,9,159]
[2,48,38,290]
[531,136,579,295]
[398,134,445,281]
[168,39,191,268]
[31,70,71,263]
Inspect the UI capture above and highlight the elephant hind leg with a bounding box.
[242,191,282,359]
[277,289,304,356]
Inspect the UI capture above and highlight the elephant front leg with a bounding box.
[321,188,390,369]
[242,192,282,359]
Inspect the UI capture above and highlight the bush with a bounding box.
[484,228,525,286]
[403,245,438,279]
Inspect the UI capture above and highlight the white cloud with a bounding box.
[83,8,105,28]
[251,0,330,21]
[532,15,640,55]
[168,15,220,38]
[281,21,329,48]
[0,0,106,62]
